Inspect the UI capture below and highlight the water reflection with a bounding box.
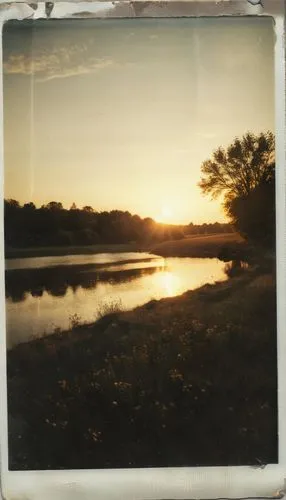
[5,261,165,302]
[6,254,228,348]
[6,252,159,271]
[153,271,182,297]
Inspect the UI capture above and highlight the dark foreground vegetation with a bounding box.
[7,263,277,469]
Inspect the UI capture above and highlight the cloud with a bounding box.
[3,44,115,82]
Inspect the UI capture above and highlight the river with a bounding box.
[5,252,228,348]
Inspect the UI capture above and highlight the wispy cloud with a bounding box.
[3,44,114,82]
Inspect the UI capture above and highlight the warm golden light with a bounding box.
[4,19,274,225]
[156,205,175,224]
[157,271,182,297]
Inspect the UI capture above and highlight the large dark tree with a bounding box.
[199,131,275,246]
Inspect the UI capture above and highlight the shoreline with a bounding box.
[7,274,233,352]
[5,242,146,259]
[5,232,242,260]
[7,267,277,469]
[7,264,272,354]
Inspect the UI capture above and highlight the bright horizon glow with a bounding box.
[155,205,175,224]
[3,18,274,225]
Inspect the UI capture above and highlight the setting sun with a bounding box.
[156,205,175,224]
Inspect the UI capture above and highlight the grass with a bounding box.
[7,265,277,470]
[151,232,245,257]
[6,233,241,259]
[96,298,123,319]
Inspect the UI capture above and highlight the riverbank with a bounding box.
[7,266,277,469]
[151,232,244,257]
[5,232,241,259]
[5,242,144,259]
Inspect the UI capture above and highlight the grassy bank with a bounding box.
[151,232,244,257]
[6,233,241,259]
[7,266,277,469]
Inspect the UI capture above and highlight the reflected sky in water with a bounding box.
[6,253,228,348]
[6,252,158,271]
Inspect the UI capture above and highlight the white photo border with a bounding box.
[0,1,285,499]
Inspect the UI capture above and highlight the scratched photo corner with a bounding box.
[3,15,278,470]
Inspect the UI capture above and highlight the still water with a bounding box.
[6,252,228,348]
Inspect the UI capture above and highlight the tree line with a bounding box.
[4,200,232,249]
[5,131,271,250]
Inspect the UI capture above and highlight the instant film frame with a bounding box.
[0,0,285,498]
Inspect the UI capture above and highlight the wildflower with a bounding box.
[169,369,184,381]
[183,384,193,392]
[88,428,102,442]
[58,380,67,390]
[114,381,132,390]
[191,319,204,332]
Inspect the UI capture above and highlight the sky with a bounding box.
[3,17,274,224]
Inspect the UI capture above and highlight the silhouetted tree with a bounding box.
[42,201,63,211]
[199,131,274,201]
[4,198,233,249]
[226,177,275,248]
[199,131,275,246]
[6,199,20,209]
[23,202,36,211]
[82,206,94,213]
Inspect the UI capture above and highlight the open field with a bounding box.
[7,265,277,469]
[5,233,242,260]
[151,232,244,257]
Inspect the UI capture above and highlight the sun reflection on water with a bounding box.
[152,270,183,297]
[7,256,228,347]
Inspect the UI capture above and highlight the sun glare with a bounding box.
[159,271,182,297]
[156,205,174,224]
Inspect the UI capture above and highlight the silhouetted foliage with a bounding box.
[199,131,275,247]
[226,176,275,248]
[42,201,63,211]
[185,221,233,236]
[4,200,231,249]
